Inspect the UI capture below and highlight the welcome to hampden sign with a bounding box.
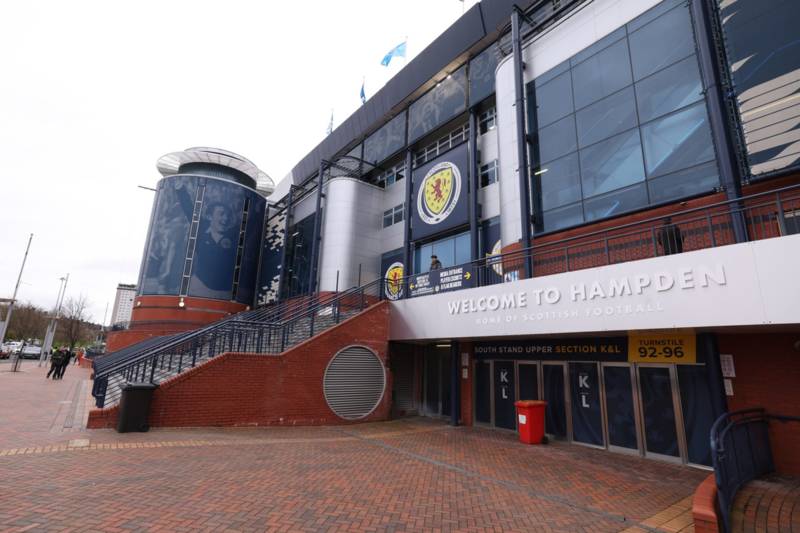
[388,235,800,340]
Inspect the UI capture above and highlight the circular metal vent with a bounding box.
[323,346,386,420]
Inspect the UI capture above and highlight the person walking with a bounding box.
[56,349,72,379]
[46,349,63,379]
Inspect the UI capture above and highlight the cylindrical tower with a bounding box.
[107,148,273,352]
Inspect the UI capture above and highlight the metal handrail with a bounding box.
[710,408,800,533]
[92,277,385,407]
[389,183,800,298]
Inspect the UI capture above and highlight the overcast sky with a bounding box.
[0,0,478,325]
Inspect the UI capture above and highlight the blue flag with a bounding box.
[381,40,407,66]
[360,79,366,104]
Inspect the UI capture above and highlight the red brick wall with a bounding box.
[88,301,391,429]
[717,332,800,475]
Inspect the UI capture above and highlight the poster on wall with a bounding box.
[257,210,287,306]
[140,176,198,295]
[408,264,474,298]
[233,193,266,305]
[189,180,245,300]
[380,249,405,300]
[410,142,469,241]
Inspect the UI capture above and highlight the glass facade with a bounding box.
[414,231,471,274]
[469,46,498,106]
[409,66,468,143]
[527,0,719,233]
[363,112,406,166]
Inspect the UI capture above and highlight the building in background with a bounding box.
[109,283,136,326]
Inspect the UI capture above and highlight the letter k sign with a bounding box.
[500,371,509,383]
[579,373,589,389]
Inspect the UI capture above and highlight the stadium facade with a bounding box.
[97,0,800,486]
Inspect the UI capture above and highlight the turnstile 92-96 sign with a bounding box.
[627,333,696,364]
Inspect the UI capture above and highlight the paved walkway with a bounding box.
[0,364,707,532]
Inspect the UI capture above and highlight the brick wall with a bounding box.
[88,301,391,429]
[717,332,800,475]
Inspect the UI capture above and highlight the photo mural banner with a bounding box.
[257,210,287,306]
[410,141,470,241]
[380,249,404,301]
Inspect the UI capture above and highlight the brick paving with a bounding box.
[0,365,707,532]
[730,475,800,532]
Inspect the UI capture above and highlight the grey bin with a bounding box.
[116,382,158,433]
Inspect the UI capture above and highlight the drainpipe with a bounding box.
[512,8,534,276]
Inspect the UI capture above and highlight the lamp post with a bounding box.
[0,233,33,347]
[39,274,69,366]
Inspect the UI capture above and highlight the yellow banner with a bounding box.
[628,333,696,364]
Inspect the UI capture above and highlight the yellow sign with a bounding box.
[628,333,696,364]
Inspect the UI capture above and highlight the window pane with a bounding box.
[394,206,404,224]
[580,130,645,197]
[635,56,703,123]
[538,152,581,210]
[629,5,695,81]
[364,112,406,165]
[641,102,715,178]
[571,27,627,66]
[541,203,584,233]
[455,232,471,264]
[534,115,577,164]
[576,86,638,148]
[647,162,719,204]
[469,46,499,106]
[532,71,574,128]
[432,238,455,268]
[572,39,632,109]
[409,66,467,142]
[583,183,648,221]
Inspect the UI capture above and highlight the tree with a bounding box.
[58,295,92,350]
[6,302,47,342]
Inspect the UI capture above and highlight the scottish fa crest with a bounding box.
[384,262,404,300]
[417,161,461,225]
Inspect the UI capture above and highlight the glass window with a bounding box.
[364,112,406,166]
[641,102,715,178]
[383,210,393,228]
[469,47,499,106]
[480,160,498,187]
[571,39,632,109]
[537,152,581,210]
[571,27,627,66]
[576,86,638,148]
[432,239,455,269]
[535,115,577,164]
[583,183,648,222]
[580,130,645,197]
[635,56,703,123]
[479,107,496,134]
[455,233,471,265]
[393,204,404,224]
[629,4,695,81]
[531,70,574,128]
[647,162,719,204]
[408,66,468,142]
[541,203,584,233]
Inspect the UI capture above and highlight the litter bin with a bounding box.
[117,382,157,433]
[515,400,547,444]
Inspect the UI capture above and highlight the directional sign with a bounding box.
[408,265,475,298]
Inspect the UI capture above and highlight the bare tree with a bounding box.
[7,302,47,341]
[58,295,92,350]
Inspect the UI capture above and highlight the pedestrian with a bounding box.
[430,254,442,271]
[46,349,63,379]
[656,217,683,255]
[57,349,72,379]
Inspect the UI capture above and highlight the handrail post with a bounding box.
[651,227,659,257]
[564,247,570,272]
[706,212,717,247]
[149,356,156,383]
[604,237,610,265]
[776,193,788,236]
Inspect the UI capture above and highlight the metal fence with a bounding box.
[92,279,384,408]
[389,184,800,300]
[710,408,800,533]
